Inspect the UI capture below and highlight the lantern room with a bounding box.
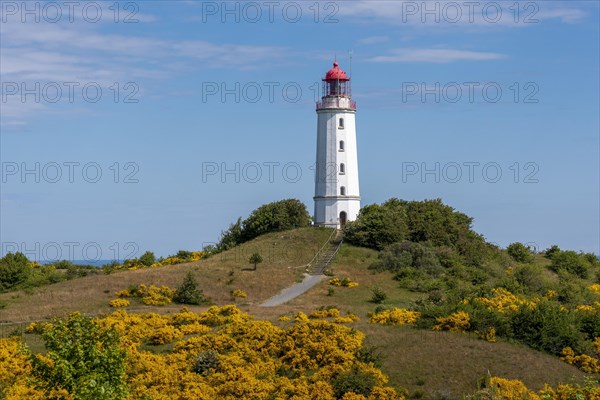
[322,61,351,98]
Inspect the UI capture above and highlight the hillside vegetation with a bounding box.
[1,197,599,399]
[0,227,332,322]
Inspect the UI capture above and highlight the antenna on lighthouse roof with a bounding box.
[349,49,354,79]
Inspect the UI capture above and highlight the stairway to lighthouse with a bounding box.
[307,229,344,275]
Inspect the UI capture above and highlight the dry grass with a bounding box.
[0,227,333,322]
[359,324,588,398]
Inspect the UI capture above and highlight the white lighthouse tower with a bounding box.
[314,60,360,228]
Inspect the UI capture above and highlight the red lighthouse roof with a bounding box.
[324,61,349,81]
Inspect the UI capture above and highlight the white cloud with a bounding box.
[369,48,506,63]
[536,8,587,23]
[1,21,287,76]
[337,0,588,27]
[357,36,389,45]
[0,21,287,127]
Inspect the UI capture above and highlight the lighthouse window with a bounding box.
[340,186,346,196]
[339,141,345,151]
[339,118,345,129]
[339,163,345,174]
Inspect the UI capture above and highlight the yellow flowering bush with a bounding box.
[334,313,360,324]
[122,284,175,305]
[158,256,183,266]
[304,308,359,324]
[179,322,212,336]
[6,306,406,399]
[0,338,46,399]
[109,251,206,271]
[24,322,49,334]
[475,288,534,313]
[144,285,176,305]
[369,308,420,325]
[560,347,600,373]
[295,311,310,323]
[149,325,184,345]
[589,284,600,296]
[230,289,247,298]
[476,374,600,399]
[476,327,497,343]
[539,381,600,399]
[309,307,341,319]
[433,311,470,333]
[329,278,342,286]
[196,305,250,327]
[488,376,541,399]
[576,304,596,313]
[329,277,359,288]
[113,284,177,306]
[115,289,131,298]
[16,303,600,399]
[109,298,130,308]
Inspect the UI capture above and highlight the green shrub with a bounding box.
[509,299,585,355]
[174,272,206,305]
[331,366,378,398]
[176,250,193,261]
[0,252,31,291]
[139,251,156,266]
[249,252,263,270]
[370,287,388,304]
[506,242,534,263]
[217,199,310,250]
[544,245,561,259]
[344,200,409,250]
[50,260,74,269]
[30,313,128,400]
[371,241,443,278]
[579,308,600,340]
[513,264,546,293]
[466,267,487,285]
[192,350,220,375]
[355,345,385,368]
[346,198,490,268]
[556,274,588,306]
[549,250,592,279]
[467,302,513,339]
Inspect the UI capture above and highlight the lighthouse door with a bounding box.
[339,211,347,227]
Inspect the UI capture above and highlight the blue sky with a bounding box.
[1,0,598,261]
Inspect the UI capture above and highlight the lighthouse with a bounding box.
[313,61,360,228]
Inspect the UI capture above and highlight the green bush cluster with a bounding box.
[350,199,600,360]
[331,366,378,398]
[344,198,490,266]
[174,272,208,305]
[412,280,600,358]
[548,249,598,279]
[217,198,311,251]
[506,242,534,263]
[0,253,99,293]
[30,313,128,400]
[192,350,220,375]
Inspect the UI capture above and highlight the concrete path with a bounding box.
[260,274,325,307]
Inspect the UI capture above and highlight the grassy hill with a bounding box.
[1,226,594,399]
[255,242,590,398]
[0,227,332,322]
